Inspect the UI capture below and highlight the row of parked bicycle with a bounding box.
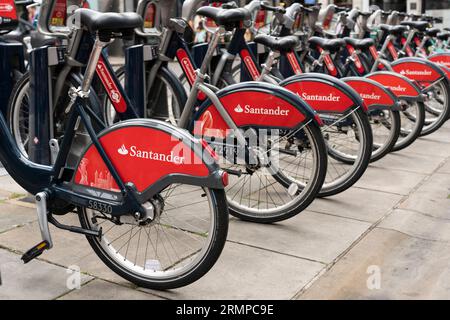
[0,0,448,290]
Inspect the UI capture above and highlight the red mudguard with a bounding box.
[428,53,450,69]
[0,0,18,31]
[74,120,222,194]
[390,58,447,89]
[192,82,319,139]
[279,74,366,113]
[342,78,399,111]
[365,71,423,100]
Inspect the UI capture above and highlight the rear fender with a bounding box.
[342,77,401,111]
[428,53,450,69]
[390,57,448,89]
[279,73,367,113]
[365,71,424,102]
[73,120,224,201]
[190,82,321,139]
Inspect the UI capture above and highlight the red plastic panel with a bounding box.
[240,49,261,80]
[429,54,450,69]
[75,127,209,193]
[367,73,420,98]
[391,61,442,87]
[344,79,395,107]
[282,80,354,113]
[96,56,128,113]
[0,0,17,20]
[194,91,307,139]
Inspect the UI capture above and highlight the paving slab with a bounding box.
[0,214,129,286]
[227,211,371,264]
[59,279,163,300]
[379,209,450,242]
[354,166,426,195]
[0,203,36,234]
[437,159,450,175]
[0,249,93,300]
[299,228,450,299]
[399,173,450,218]
[141,241,324,300]
[309,187,402,223]
[417,123,450,144]
[0,175,27,195]
[371,151,446,175]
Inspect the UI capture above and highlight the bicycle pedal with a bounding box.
[21,241,50,264]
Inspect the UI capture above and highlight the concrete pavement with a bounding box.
[0,121,449,300]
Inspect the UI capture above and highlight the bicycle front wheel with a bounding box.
[79,186,228,290]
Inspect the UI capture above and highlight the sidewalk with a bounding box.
[0,122,449,300]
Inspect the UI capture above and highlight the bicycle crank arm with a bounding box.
[21,192,53,264]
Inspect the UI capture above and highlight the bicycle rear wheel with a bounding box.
[223,122,327,223]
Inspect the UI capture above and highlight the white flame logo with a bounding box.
[118,145,129,155]
[234,105,244,113]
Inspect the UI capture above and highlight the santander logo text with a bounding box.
[117,145,185,164]
[387,85,407,93]
[399,69,432,76]
[234,104,290,116]
[360,93,381,100]
[300,93,341,102]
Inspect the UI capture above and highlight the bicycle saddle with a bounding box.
[379,24,408,35]
[437,31,450,41]
[196,6,250,29]
[400,21,429,31]
[426,27,440,37]
[254,35,299,52]
[308,37,345,52]
[75,9,143,35]
[344,37,374,49]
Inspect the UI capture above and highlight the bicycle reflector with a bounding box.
[0,0,18,32]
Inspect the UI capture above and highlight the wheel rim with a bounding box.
[396,100,422,147]
[321,110,367,190]
[224,125,321,217]
[82,185,218,281]
[369,109,397,158]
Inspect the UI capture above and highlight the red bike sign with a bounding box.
[366,72,422,99]
[429,53,450,69]
[343,78,397,109]
[0,0,18,30]
[391,58,445,89]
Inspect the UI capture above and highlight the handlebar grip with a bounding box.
[260,3,286,14]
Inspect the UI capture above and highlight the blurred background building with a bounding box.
[80,0,448,26]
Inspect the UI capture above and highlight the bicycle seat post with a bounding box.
[80,37,110,95]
